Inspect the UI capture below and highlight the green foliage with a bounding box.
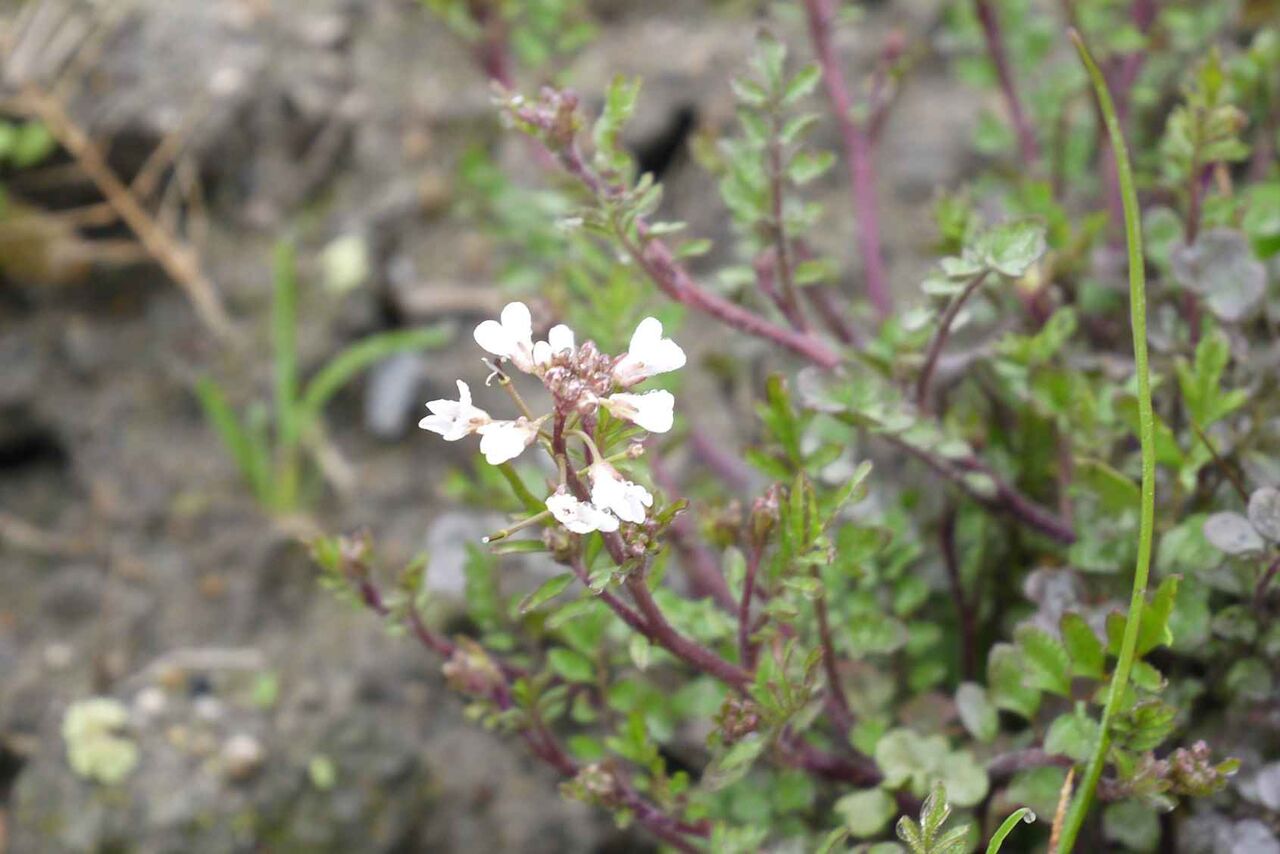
[198,243,452,512]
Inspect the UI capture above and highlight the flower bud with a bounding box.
[749,485,782,548]
[714,697,761,745]
[442,639,504,698]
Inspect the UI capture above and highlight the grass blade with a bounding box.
[1057,28,1156,852]
[298,324,453,421]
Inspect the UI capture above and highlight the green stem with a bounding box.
[1057,29,1156,853]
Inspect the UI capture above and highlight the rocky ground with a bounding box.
[0,0,987,850]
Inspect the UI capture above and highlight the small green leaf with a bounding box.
[1060,612,1105,679]
[548,648,595,683]
[781,64,823,105]
[975,219,1047,277]
[835,787,896,838]
[788,150,836,185]
[987,643,1041,719]
[986,808,1036,854]
[1044,709,1099,762]
[1015,625,1072,696]
[518,573,575,615]
[955,683,998,743]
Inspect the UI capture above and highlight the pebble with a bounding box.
[133,687,168,720]
[221,733,265,781]
[364,352,425,441]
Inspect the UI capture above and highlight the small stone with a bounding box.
[1255,763,1280,811]
[364,352,425,441]
[193,695,223,723]
[221,733,265,781]
[133,687,168,720]
[1226,820,1280,854]
[43,642,73,671]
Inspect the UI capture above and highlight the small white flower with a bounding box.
[532,323,576,367]
[418,380,491,440]
[613,317,686,386]
[601,390,675,433]
[474,302,536,373]
[476,416,544,465]
[589,461,653,524]
[546,489,620,534]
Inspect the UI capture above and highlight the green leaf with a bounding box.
[1015,625,1072,696]
[1136,575,1179,655]
[194,378,272,502]
[781,64,823,105]
[1060,612,1105,679]
[547,648,595,683]
[517,573,574,615]
[628,635,651,671]
[835,787,896,838]
[1103,800,1160,852]
[703,734,767,791]
[788,150,836,185]
[987,643,1040,718]
[975,219,1047,277]
[1076,458,1140,513]
[955,683,998,743]
[1044,708,1100,762]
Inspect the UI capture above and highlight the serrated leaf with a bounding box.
[1060,612,1105,679]
[518,573,574,615]
[1016,625,1072,696]
[703,734,767,791]
[975,220,1047,277]
[1137,575,1179,655]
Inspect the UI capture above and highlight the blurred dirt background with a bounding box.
[0,0,980,850]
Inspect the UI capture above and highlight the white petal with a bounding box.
[546,490,619,534]
[613,317,686,386]
[419,381,490,440]
[532,340,552,366]
[590,463,652,524]
[455,380,472,405]
[628,316,663,354]
[606,390,674,433]
[500,302,533,341]
[547,324,575,355]
[474,319,513,359]
[477,420,536,465]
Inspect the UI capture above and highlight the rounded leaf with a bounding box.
[1247,487,1280,542]
[835,788,896,838]
[1203,512,1265,555]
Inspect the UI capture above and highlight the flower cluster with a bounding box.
[419,302,685,534]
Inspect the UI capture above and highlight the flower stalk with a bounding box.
[1056,29,1156,852]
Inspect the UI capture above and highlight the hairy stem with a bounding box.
[801,0,892,320]
[1057,30,1156,852]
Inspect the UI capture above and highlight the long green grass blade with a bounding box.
[1057,28,1156,852]
[986,808,1034,854]
[298,324,453,421]
[195,378,271,503]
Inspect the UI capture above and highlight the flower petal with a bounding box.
[546,490,619,533]
[477,419,537,465]
[473,319,513,359]
[613,317,686,386]
[547,324,575,355]
[605,390,674,433]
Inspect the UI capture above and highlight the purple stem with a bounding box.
[802,0,893,321]
[973,0,1041,169]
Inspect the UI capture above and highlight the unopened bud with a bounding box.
[442,639,504,698]
[749,485,782,547]
[715,697,762,745]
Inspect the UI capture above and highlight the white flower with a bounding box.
[589,461,652,524]
[546,489,620,534]
[532,323,576,367]
[474,302,536,373]
[600,390,675,433]
[612,317,686,386]
[476,416,544,465]
[418,380,491,440]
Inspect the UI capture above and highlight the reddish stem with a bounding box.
[973,0,1040,169]
[939,506,978,679]
[802,0,893,321]
[916,271,989,412]
[624,574,753,691]
[738,544,763,668]
[812,565,854,732]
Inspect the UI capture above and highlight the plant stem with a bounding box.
[738,544,763,668]
[801,0,893,321]
[1057,30,1156,853]
[940,506,978,679]
[973,0,1040,169]
[916,270,989,411]
[812,564,854,731]
[624,574,752,691]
